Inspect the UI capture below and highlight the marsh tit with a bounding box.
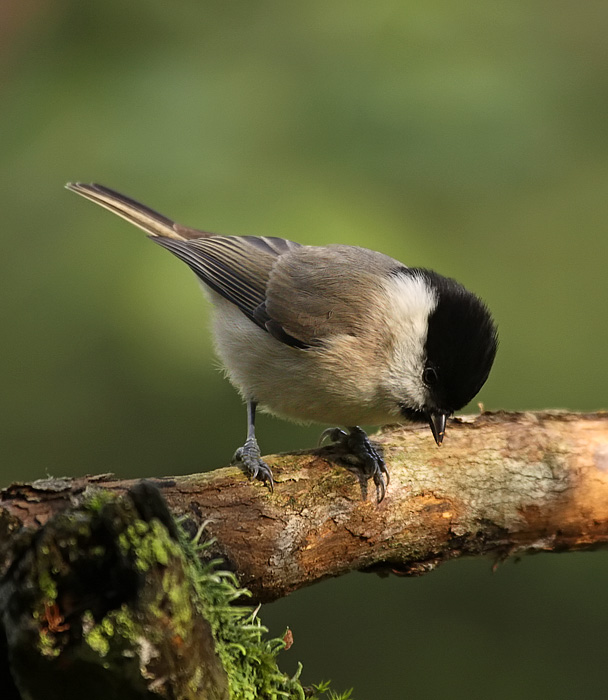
[66,183,498,501]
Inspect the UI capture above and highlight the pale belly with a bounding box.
[209,296,400,427]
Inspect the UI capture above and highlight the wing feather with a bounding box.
[151,235,302,337]
[265,244,402,346]
[155,237,402,349]
[67,183,403,350]
[66,183,210,241]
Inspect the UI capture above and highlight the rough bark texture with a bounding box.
[3,411,608,605]
[0,482,229,700]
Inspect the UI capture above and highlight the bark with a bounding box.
[2,411,608,604]
[0,481,229,700]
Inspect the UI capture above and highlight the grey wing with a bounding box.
[263,244,403,347]
[152,234,310,346]
[155,236,402,350]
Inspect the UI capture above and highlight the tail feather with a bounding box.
[65,183,206,241]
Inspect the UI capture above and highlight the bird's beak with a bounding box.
[427,412,448,446]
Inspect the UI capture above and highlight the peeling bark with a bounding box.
[2,411,608,604]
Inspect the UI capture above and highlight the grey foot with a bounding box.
[233,438,274,492]
[320,426,390,503]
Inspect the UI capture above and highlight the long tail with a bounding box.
[65,183,206,241]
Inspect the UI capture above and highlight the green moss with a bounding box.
[85,489,118,513]
[38,629,61,658]
[30,489,352,698]
[82,605,142,658]
[38,568,58,602]
[86,623,111,657]
[113,607,137,639]
[100,616,114,637]
[179,523,352,700]
[163,568,193,637]
[118,517,181,572]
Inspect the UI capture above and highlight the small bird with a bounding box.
[66,183,498,501]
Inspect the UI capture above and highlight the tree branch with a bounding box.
[3,411,608,603]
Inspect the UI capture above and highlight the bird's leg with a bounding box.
[319,425,389,502]
[232,400,274,491]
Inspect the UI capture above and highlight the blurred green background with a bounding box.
[2,1,608,697]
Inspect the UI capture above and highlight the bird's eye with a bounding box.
[423,367,438,386]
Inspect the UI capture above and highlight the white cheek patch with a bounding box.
[379,273,437,410]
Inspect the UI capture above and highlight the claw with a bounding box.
[374,474,386,503]
[318,427,347,447]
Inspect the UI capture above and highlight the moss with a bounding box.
[85,623,111,657]
[28,488,352,698]
[85,489,117,512]
[178,523,352,700]
[38,629,61,658]
[100,616,114,637]
[82,604,139,658]
[38,568,58,602]
[163,568,193,638]
[113,607,137,639]
[118,518,181,572]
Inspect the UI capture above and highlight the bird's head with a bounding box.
[383,268,498,445]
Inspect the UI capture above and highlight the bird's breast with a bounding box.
[209,296,399,426]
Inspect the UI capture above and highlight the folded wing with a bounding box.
[156,236,400,349]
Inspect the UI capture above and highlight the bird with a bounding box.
[66,183,498,502]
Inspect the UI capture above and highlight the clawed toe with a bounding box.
[318,427,347,446]
[319,425,390,503]
[372,466,389,503]
[232,440,274,492]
